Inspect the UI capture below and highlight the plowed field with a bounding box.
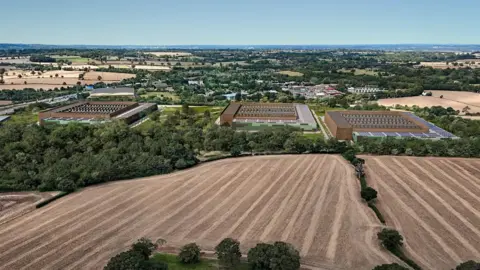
[364,156,480,270]
[0,155,398,270]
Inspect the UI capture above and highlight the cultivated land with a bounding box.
[146,52,193,57]
[1,70,135,90]
[378,90,480,115]
[0,192,58,226]
[0,155,399,270]
[364,156,480,270]
[277,70,304,77]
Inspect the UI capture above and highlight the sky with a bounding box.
[2,0,480,45]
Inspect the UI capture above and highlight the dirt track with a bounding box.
[364,156,480,270]
[0,155,398,270]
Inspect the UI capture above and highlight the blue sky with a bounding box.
[2,0,479,45]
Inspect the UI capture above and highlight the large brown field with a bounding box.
[364,156,480,270]
[1,70,135,90]
[0,155,400,270]
[378,90,480,115]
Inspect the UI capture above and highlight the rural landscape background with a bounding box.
[1,0,480,270]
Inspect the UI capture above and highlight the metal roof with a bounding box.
[90,87,135,96]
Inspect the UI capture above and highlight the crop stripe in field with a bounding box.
[216,157,305,241]
[407,159,480,220]
[300,158,337,257]
[344,161,395,265]
[58,164,235,270]
[1,165,219,270]
[373,158,475,260]
[0,184,150,270]
[167,160,283,241]
[259,156,324,241]
[424,160,480,205]
[325,165,347,261]
[0,185,117,236]
[441,160,480,188]
[280,156,328,241]
[369,166,462,262]
[195,157,302,241]
[161,161,271,236]
[392,158,480,247]
[0,186,138,257]
[460,160,480,174]
[58,162,244,270]
[381,200,434,269]
[13,165,228,270]
[238,156,318,243]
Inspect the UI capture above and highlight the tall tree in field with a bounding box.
[215,238,242,269]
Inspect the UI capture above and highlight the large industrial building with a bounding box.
[39,101,156,125]
[219,102,317,131]
[325,110,456,141]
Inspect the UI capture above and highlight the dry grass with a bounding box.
[364,156,480,270]
[146,52,192,57]
[378,91,480,115]
[0,192,58,226]
[0,155,399,270]
[277,70,304,77]
[1,70,136,90]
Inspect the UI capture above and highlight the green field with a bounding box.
[141,91,181,101]
[277,70,304,77]
[8,111,38,124]
[51,55,90,63]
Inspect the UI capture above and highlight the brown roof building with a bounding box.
[325,111,430,140]
[220,102,317,131]
[39,101,157,126]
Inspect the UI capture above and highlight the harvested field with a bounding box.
[277,70,304,77]
[146,52,192,57]
[1,70,135,90]
[378,92,480,115]
[364,156,480,270]
[0,155,399,270]
[0,192,58,226]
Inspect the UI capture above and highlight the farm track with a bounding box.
[0,155,398,270]
[364,156,480,270]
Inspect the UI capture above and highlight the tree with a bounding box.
[131,238,157,260]
[24,81,27,85]
[18,74,22,78]
[97,76,102,81]
[55,73,59,78]
[372,263,409,270]
[378,228,403,251]
[215,238,242,269]
[104,250,148,270]
[0,79,4,84]
[456,260,480,270]
[56,178,76,192]
[361,187,378,201]
[248,243,272,270]
[269,242,300,270]
[179,243,201,264]
[248,242,300,270]
[462,106,471,114]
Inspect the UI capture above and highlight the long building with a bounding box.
[39,101,156,125]
[220,102,317,131]
[325,110,456,141]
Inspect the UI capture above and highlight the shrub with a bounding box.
[372,263,409,270]
[368,202,386,224]
[179,243,201,264]
[456,260,480,270]
[36,192,69,208]
[131,238,157,260]
[215,238,242,269]
[247,242,300,270]
[378,228,403,251]
[361,187,378,201]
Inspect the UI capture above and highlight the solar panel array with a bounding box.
[355,113,457,139]
[236,104,297,119]
[59,103,130,115]
[341,113,422,130]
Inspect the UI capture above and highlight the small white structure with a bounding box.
[347,86,383,94]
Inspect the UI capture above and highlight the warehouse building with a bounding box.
[39,101,157,125]
[325,110,456,141]
[220,102,317,131]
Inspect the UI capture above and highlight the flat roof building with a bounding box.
[220,102,317,131]
[39,101,156,126]
[89,87,135,98]
[325,110,456,141]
